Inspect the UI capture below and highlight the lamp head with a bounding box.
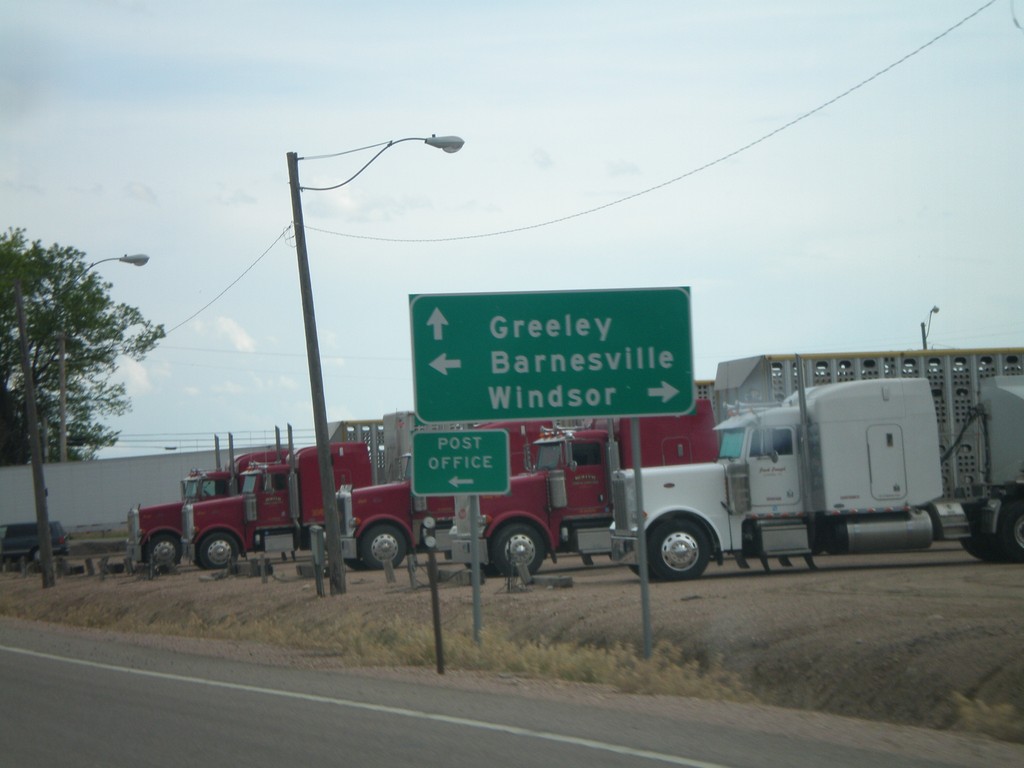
[930,306,939,315]
[120,254,150,266]
[425,135,465,154]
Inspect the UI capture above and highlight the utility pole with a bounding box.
[14,280,56,588]
[286,151,346,595]
[58,331,68,460]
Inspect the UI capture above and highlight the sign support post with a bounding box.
[409,287,694,660]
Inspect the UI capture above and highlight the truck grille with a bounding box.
[611,471,637,531]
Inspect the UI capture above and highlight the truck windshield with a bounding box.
[534,442,564,471]
[183,479,200,501]
[241,474,259,494]
[718,429,746,460]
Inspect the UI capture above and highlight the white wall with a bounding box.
[0,451,223,530]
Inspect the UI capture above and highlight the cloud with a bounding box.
[124,182,158,204]
[212,380,244,395]
[607,160,640,177]
[216,316,256,352]
[218,185,257,206]
[531,148,554,169]
[119,358,153,395]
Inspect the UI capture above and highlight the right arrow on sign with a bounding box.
[648,381,680,403]
[430,353,462,375]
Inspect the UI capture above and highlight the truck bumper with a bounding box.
[610,535,637,564]
[340,536,357,560]
[449,536,489,565]
[126,539,142,563]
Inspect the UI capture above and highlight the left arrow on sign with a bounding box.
[430,353,462,375]
[449,476,474,488]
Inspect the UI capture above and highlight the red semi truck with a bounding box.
[185,442,373,569]
[127,447,286,566]
[341,402,718,575]
[339,414,552,570]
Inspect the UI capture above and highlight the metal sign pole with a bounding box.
[631,418,653,659]
[469,495,483,645]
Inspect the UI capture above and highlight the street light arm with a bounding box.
[300,135,464,192]
[58,251,150,461]
[302,142,400,192]
[84,254,150,272]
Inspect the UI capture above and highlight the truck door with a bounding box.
[562,441,609,517]
[747,427,802,514]
[257,470,291,524]
[867,424,908,500]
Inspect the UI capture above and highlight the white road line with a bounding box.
[1,643,733,768]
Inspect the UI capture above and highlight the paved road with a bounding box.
[2,621,1020,768]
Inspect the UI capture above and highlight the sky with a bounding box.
[2,0,1022,458]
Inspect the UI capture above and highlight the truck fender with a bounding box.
[645,509,723,563]
[142,525,181,543]
[483,510,555,553]
[355,513,413,543]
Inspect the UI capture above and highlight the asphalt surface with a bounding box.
[2,620,1022,768]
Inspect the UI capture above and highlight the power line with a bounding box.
[162,0,999,329]
[164,226,290,336]
[308,0,1000,244]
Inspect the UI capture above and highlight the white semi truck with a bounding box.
[610,348,1024,580]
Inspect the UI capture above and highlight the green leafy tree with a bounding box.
[1,228,165,465]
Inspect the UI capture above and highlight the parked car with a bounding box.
[0,521,70,561]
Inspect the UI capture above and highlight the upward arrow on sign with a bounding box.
[427,308,448,341]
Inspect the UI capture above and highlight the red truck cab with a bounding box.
[186,442,372,568]
[451,402,720,575]
[128,449,286,566]
[340,419,562,570]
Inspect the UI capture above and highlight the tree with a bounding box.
[0,228,165,465]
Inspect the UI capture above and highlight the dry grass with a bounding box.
[953,694,1024,744]
[0,571,753,706]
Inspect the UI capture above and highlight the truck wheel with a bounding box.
[490,523,545,576]
[648,520,710,581]
[145,533,182,566]
[196,532,239,570]
[358,524,407,570]
[996,502,1024,563]
[960,534,1008,563]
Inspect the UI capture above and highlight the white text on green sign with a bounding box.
[412,430,510,496]
[410,288,694,422]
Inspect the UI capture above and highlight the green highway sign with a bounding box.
[412,430,510,496]
[410,288,693,423]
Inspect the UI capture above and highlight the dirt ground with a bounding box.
[2,539,1022,742]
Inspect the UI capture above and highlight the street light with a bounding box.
[286,134,464,596]
[920,305,939,350]
[59,253,151,461]
[88,253,150,268]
